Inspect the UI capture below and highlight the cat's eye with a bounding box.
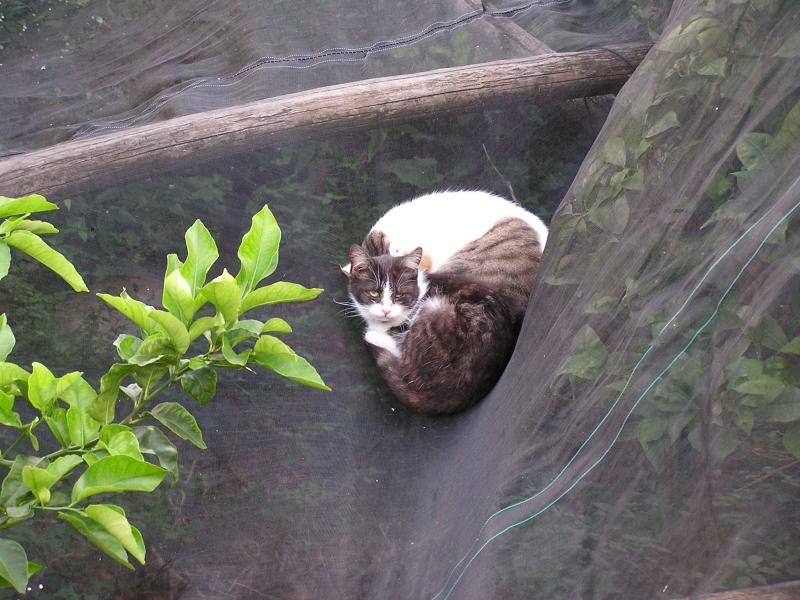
[395,293,405,299]
[367,290,379,298]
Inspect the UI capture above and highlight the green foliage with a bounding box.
[0,195,88,292]
[0,197,328,592]
[541,1,800,590]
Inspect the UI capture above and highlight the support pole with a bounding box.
[0,43,651,198]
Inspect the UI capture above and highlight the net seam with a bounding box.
[71,0,568,137]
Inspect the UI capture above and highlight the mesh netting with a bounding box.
[0,0,664,154]
[1,0,799,598]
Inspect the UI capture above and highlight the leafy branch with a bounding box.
[0,195,328,593]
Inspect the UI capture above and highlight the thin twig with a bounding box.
[482,143,518,203]
[731,458,800,494]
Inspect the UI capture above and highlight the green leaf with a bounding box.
[221,333,251,366]
[0,243,9,283]
[188,315,221,342]
[149,310,190,354]
[712,427,739,463]
[262,318,293,334]
[91,364,134,424]
[7,219,59,235]
[775,101,800,149]
[24,427,39,452]
[735,409,754,436]
[0,561,39,591]
[0,538,31,593]
[621,168,644,191]
[0,315,14,362]
[736,133,772,171]
[148,402,207,449]
[101,431,144,462]
[180,220,219,297]
[133,426,179,481]
[756,388,800,422]
[582,296,617,315]
[638,416,668,443]
[127,335,175,366]
[99,424,131,444]
[732,375,785,400]
[227,319,264,345]
[779,337,800,355]
[645,111,679,139]
[21,466,56,505]
[46,455,84,482]
[201,269,241,322]
[0,393,22,429]
[58,511,133,569]
[697,56,727,77]
[601,137,626,167]
[657,18,719,53]
[4,230,88,292]
[555,325,607,380]
[0,362,28,387]
[668,412,694,443]
[0,456,41,507]
[240,282,324,314]
[71,455,166,504]
[59,374,96,410]
[235,205,281,294]
[45,408,70,446]
[113,335,141,361]
[749,314,789,351]
[587,196,629,235]
[27,362,57,414]
[383,157,439,188]
[783,426,800,459]
[0,194,57,218]
[66,405,101,448]
[180,368,217,406]
[252,335,330,391]
[162,268,196,324]
[84,504,146,565]
[97,290,155,334]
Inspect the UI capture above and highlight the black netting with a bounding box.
[0,0,663,154]
[1,0,799,599]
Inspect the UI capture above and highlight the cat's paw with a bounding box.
[364,329,401,357]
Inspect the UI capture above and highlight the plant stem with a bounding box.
[36,505,83,513]
[42,446,85,461]
[118,361,193,425]
[4,432,26,456]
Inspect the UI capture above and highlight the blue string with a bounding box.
[432,180,800,600]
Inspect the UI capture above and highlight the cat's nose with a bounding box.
[382,308,391,316]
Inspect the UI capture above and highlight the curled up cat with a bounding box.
[343,191,546,415]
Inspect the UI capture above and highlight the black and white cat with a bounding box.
[344,190,547,414]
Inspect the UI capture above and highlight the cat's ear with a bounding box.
[401,247,423,270]
[347,244,369,276]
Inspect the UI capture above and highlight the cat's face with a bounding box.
[345,245,425,329]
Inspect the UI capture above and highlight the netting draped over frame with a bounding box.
[1,0,660,154]
[0,0,799,598]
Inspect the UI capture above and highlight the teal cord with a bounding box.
[432,182,800,600]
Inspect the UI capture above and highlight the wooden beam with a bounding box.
[0,43,652,198]
[676,580,800,600]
